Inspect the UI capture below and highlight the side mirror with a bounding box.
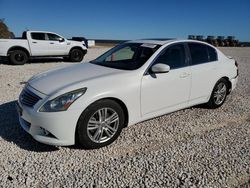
[150,63,170,74]
[59,38,65,42]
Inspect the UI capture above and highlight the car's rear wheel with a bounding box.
[207,78,228,108]
[77,99,125,149]
[69,49,84,62]
[9,50,28,65]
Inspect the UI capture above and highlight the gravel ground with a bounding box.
[0,47,249,188]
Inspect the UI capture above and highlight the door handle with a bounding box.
[180,72,190,78]
[50,42,54,44]
[32,41,37,44]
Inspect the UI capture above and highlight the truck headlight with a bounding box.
[39,88,87,112]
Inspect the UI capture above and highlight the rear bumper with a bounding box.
[230,76,238,91]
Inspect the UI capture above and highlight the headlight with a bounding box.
[39,88,87,112]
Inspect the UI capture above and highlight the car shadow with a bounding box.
[0,57,9,64]
[0,100,58,152]
[0,100,210,152]
[29,57,68,64]
[192,103,209,109]
[0,57,68,65]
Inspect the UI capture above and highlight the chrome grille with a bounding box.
[20,88,41,107]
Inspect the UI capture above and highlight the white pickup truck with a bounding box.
[0,31,87,65]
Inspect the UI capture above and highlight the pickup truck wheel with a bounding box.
[69,49,84,62]
[9,50,28,65]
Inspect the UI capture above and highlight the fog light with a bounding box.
[39,127,57,138]
[40,127,49,136]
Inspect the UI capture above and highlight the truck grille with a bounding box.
[20,88,41,107]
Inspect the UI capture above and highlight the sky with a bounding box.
[0,0,249,41]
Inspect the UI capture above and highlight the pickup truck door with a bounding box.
[47,33,69,56]
[28,32,50,56]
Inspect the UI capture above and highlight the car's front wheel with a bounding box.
[77,99,125,149]
[207,78,228,108]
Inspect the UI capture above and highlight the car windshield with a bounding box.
[90,43,161,70]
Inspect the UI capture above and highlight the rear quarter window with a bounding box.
[207,46,218,61]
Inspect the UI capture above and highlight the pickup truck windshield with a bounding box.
[90,43,161,70]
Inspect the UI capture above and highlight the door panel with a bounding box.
[189,62,217,101]
[47,41,68,55]
[141,67,191,115]
[29,32,49,56]
[47,33,68,55]
[141,43,191,116]
[187,43,218,102]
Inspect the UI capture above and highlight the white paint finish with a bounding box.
[46,40,67,56]
[27,33,50,56]
[28,62,123,95]
[0,39,30,55]
[189,61,217,102]
[0,31,87,57]
[17,40,238,146]
[141,66,191,115]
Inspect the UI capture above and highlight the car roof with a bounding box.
[126,39,174,45]
[26,31,59,34]
[126,39,210,46]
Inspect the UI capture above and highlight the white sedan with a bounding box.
[17,39,238,148]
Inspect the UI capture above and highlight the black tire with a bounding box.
[9,50,28,65]
[69,49,84,62]
[207,78,228,109]
[77,99,125,149]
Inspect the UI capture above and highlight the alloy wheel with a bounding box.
[213,82,227,105]
[87,108,119,143]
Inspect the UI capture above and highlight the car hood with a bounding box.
[28,62,123,95]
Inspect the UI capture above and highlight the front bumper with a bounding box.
[17,99,82,146]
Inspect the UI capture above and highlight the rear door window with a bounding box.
[207,46,218,62]
[188,43,209,65]
[31,33,46,40]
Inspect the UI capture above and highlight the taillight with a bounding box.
[235,60,239,76]
[235,61,238,68]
